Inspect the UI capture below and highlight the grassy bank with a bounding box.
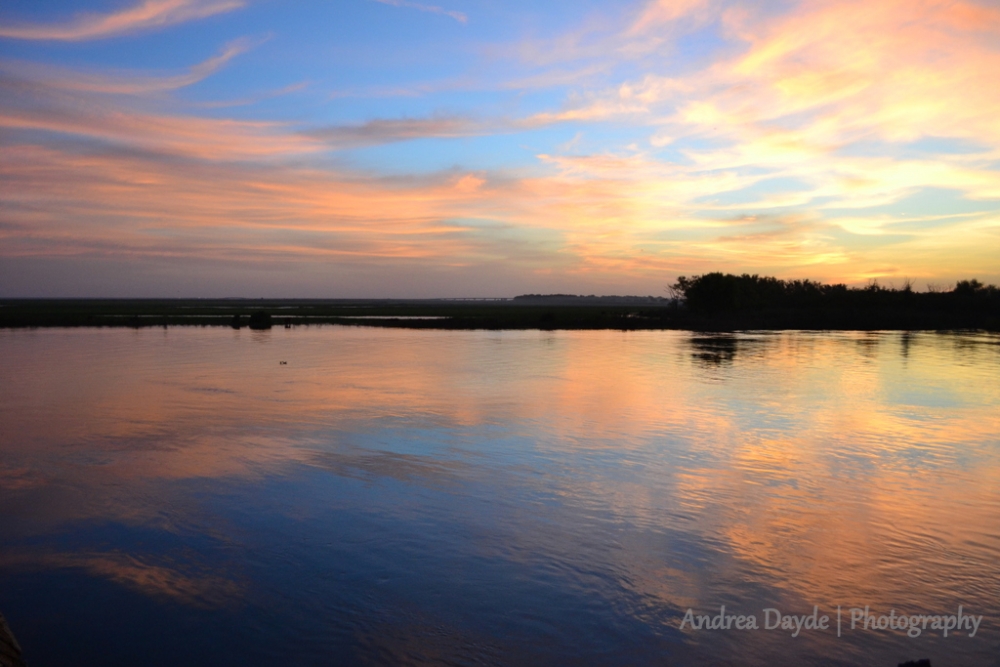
[2,288,998,332]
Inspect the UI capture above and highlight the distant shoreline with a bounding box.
[1,298,997,332]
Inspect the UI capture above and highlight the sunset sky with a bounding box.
[2,0,999,297]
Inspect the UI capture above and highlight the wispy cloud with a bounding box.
[372,0,467,24]
[0,37,257,95]
[0,74,318,160]
[626,0,713,35]
[0,0,244,41]
[195,81,310,109]
[304,116,487,148]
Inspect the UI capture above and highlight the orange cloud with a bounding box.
[539,0,1000,184]
[0,143,516,269]
[494,0,1000,283]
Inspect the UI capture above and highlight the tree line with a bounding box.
[669,273,1000,315]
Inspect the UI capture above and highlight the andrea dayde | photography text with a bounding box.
[680,604,985,639]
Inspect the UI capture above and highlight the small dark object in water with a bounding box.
[248,311,272,330]
[898,660,931,667]
[279,361,287,365]
[0,611,27,667]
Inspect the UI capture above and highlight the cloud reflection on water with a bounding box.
[1,328,998,664]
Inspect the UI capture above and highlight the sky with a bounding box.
[1,0,999,297]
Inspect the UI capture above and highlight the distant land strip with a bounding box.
[2,275,998,331]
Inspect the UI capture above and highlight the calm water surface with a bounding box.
[1,328,999,666]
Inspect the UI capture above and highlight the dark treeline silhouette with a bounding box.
[3,282,999,331]
[668,273,999,329]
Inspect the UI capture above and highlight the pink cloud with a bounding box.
[0,38,256,95]
[372,0,467,24]
[0,0,244,41]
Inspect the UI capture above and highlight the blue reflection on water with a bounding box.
[1,328,999,666]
